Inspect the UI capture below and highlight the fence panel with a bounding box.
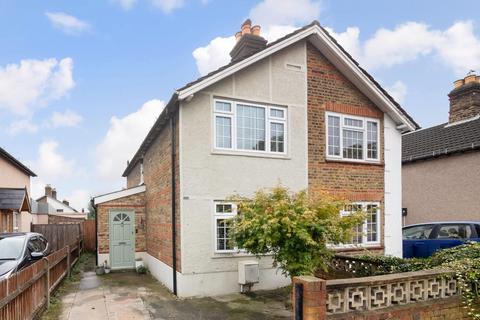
[83,220,96,252]
[32,224,81,251]
[0,240,81,320]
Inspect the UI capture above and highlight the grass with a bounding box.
[40,252,94,320]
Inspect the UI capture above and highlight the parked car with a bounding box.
[0,233,51,280]
[403,221,480,258]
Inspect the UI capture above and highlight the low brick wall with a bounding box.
[292,269,469,320]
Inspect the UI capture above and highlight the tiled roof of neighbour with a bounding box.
[0,147,36,177]
[122,21,419,177]
[0,188,28,211]
[402,116,480,163]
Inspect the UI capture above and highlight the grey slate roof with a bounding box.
[0,188,27,211]
[0,147,36,177]
[402,117,480,163]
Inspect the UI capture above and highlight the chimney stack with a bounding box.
[62,199,69,206]
[448,71,480,123]
[230,19,267,62]
[52,188,57,200]
[45,185,53,198]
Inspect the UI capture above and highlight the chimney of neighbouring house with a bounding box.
[448,71,480,123]
[45,185,53,198]
[52,188,57,199]
[63,199,69,206]
[230,19,267,62]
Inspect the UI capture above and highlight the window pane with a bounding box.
[216,204,232,214]
[367,121,378,159]
[237,104,266,151]
[345,118,363,128]
[215,101,231,112]
[343,129,363,159]
[215,116,232,148]
[270,109,285,118]
[366,205,378,242]
[402,225,435,239]
[216,218,234,251]
[327,116,340,156]
[270,122,285,153]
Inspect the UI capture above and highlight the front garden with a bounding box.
[230,185,480,319]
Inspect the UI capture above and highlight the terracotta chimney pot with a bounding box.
[465,74,477,84]
[241,19,252,36]
[251,25,261,36]
[453,79,464,89]
[235,31,242,42]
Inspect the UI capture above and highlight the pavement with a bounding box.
[42,254,292,320]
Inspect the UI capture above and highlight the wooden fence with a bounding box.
[31,224,81,252]
[0,239,82,320]
[83,220,96,252]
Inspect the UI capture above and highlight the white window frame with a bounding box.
[337,202,381,248]
[213,98,288,155]
[213,202,238,253]
[326,111,380,163]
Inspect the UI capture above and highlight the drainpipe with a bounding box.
[170,112,178,296]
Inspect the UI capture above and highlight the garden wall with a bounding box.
[292,269,469,320]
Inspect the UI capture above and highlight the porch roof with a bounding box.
[0,188,30,212]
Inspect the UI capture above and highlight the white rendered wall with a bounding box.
[383,114,403,257]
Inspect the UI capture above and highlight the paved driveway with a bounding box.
[41,254,291,320]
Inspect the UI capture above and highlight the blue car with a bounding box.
[402,221,480,258]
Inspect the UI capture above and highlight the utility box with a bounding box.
[238,260,259,285]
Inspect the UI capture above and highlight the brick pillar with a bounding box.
[292,276,327,320]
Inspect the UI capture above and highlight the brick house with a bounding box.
[93,20,418,297]
[403,73,480,225]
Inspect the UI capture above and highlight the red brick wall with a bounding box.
[142,112,181,272]
[126,162,141,188]
[306,43,385,250]
[96,192,146,254]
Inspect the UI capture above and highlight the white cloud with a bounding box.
[66,189,91,212]
[331,21,480,76]
[0,58,75,116]
[7,118,39,135]
[151,0,185,13]
[34,140,74,180]
[96,99,165,184]
[384,81,407,104]
[45,12,90,35]
[250,0,321,27]
[112,0,138,10]
[50,109,83,127]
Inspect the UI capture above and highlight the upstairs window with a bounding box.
[326,112,380,162]
[214,99,287,155]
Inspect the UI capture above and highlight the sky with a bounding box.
[1,0,480,211]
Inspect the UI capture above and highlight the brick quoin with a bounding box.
[306,43,385,252]
[127,111,181,272]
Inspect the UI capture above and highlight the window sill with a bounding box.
[212,149,291,160]
[212,252,273,259]
[325,157,384,166]
[333,245,384,253]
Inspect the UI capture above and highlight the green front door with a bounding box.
[109,211,135,269]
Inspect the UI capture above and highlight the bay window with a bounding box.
[214,99,287,154]
[326,112,380,162]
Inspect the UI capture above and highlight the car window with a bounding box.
[39,237,48,251]
[475,224,480,238]
[27,237,43,253]
[436,224,472,239]
[0,236,26,260]
[403,225,435,239]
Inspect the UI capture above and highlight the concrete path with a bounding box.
[43,254,291,320]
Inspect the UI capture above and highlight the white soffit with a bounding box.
[93,185,146,205]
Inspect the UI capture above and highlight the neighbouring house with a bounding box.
[35,185,87,219]
[403,73,480,225]
[94,20,418,297]
[0,146,36,232]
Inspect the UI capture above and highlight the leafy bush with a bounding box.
[358,242,480,319]
[230,185,364,277]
